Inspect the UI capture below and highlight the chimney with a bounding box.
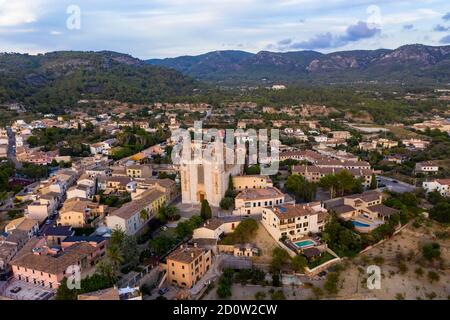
[194,242,197,248]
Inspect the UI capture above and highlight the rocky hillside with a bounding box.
[147,44,450,85]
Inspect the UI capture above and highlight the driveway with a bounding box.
[376,176,416,194]
[3,280,55,300]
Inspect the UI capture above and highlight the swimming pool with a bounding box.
[294,240,315,248]
[352,220,370,228]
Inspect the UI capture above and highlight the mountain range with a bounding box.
[1,44,450,112]
[146,44,450,85]
[0,51,198,110]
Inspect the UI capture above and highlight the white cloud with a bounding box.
[0,0,47,27]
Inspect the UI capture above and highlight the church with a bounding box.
[180,141,243,207]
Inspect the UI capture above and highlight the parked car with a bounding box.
[158,287,169,295]
[10,287,22,294]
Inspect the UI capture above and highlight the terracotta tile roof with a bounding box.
[5,217,38,233]
[367,204,399,217]
[109,189,164,220]
[330,204,356,214]
[11,243,96,275]
[167,246,206,264]
[346,190,381,202]
[235,187,284,201]
[436,179,450,185]
[271,204,319,220]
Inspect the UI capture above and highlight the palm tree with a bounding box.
[110,228,126,247]
[106,245,124,270]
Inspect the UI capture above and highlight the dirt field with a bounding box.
[336,223,450,300]
[385,126,426,140]
[251,222,281,265]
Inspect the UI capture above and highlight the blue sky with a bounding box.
[0,0,450,58]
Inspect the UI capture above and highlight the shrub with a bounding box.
[422,243,441,261]
[219,197,234,210]
[324,272,340,295]
[254,291,266,300]
[271,290,286,300]
[427,271,440,283]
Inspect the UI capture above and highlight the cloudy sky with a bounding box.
[0,0,450,58]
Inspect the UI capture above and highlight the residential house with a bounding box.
[5,217,39,239]
[415,161,439,174]
[126,164,153,179]
[42,226,75,246]
[57,198,107,228]
[61,236,107,261]
[232,175,273,191]
[423,179,450,197]
[234,187,289,215]
[324,190,399,226]
[98,176,131,193]
[261,202,328,242]
[402,139,430,150]
[292,165,374,188]
[131,178,178,203]
[166,245,212,289]
[193,217,242,240]
[105,189,166,236]
[10,240,97,289]
[26,193,59,222]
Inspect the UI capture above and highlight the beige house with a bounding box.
[126,164,153,179]
[292,165,374,188]
[166,245,212,289]
[324,190,399,224]
[232,175,273,191]
[261,203,328,242]
[5,217,39,239]
[132,178,178,203]
[57,198,107,228]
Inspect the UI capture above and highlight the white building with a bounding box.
[234,187,288,215]
[423,179,450,197]
[67,184,95,200]
[106,190,165,236]
[415,161,439,174]
[192,217,242,240]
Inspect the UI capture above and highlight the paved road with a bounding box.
[6,127,21,169]
[377,175,416,194]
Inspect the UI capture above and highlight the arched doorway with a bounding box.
[197,191,206,202]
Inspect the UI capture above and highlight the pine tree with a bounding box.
[200,199,212,220]
[369,174,378,190]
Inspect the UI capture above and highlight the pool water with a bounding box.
[352,220,370,228]
[295,240,315,248]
